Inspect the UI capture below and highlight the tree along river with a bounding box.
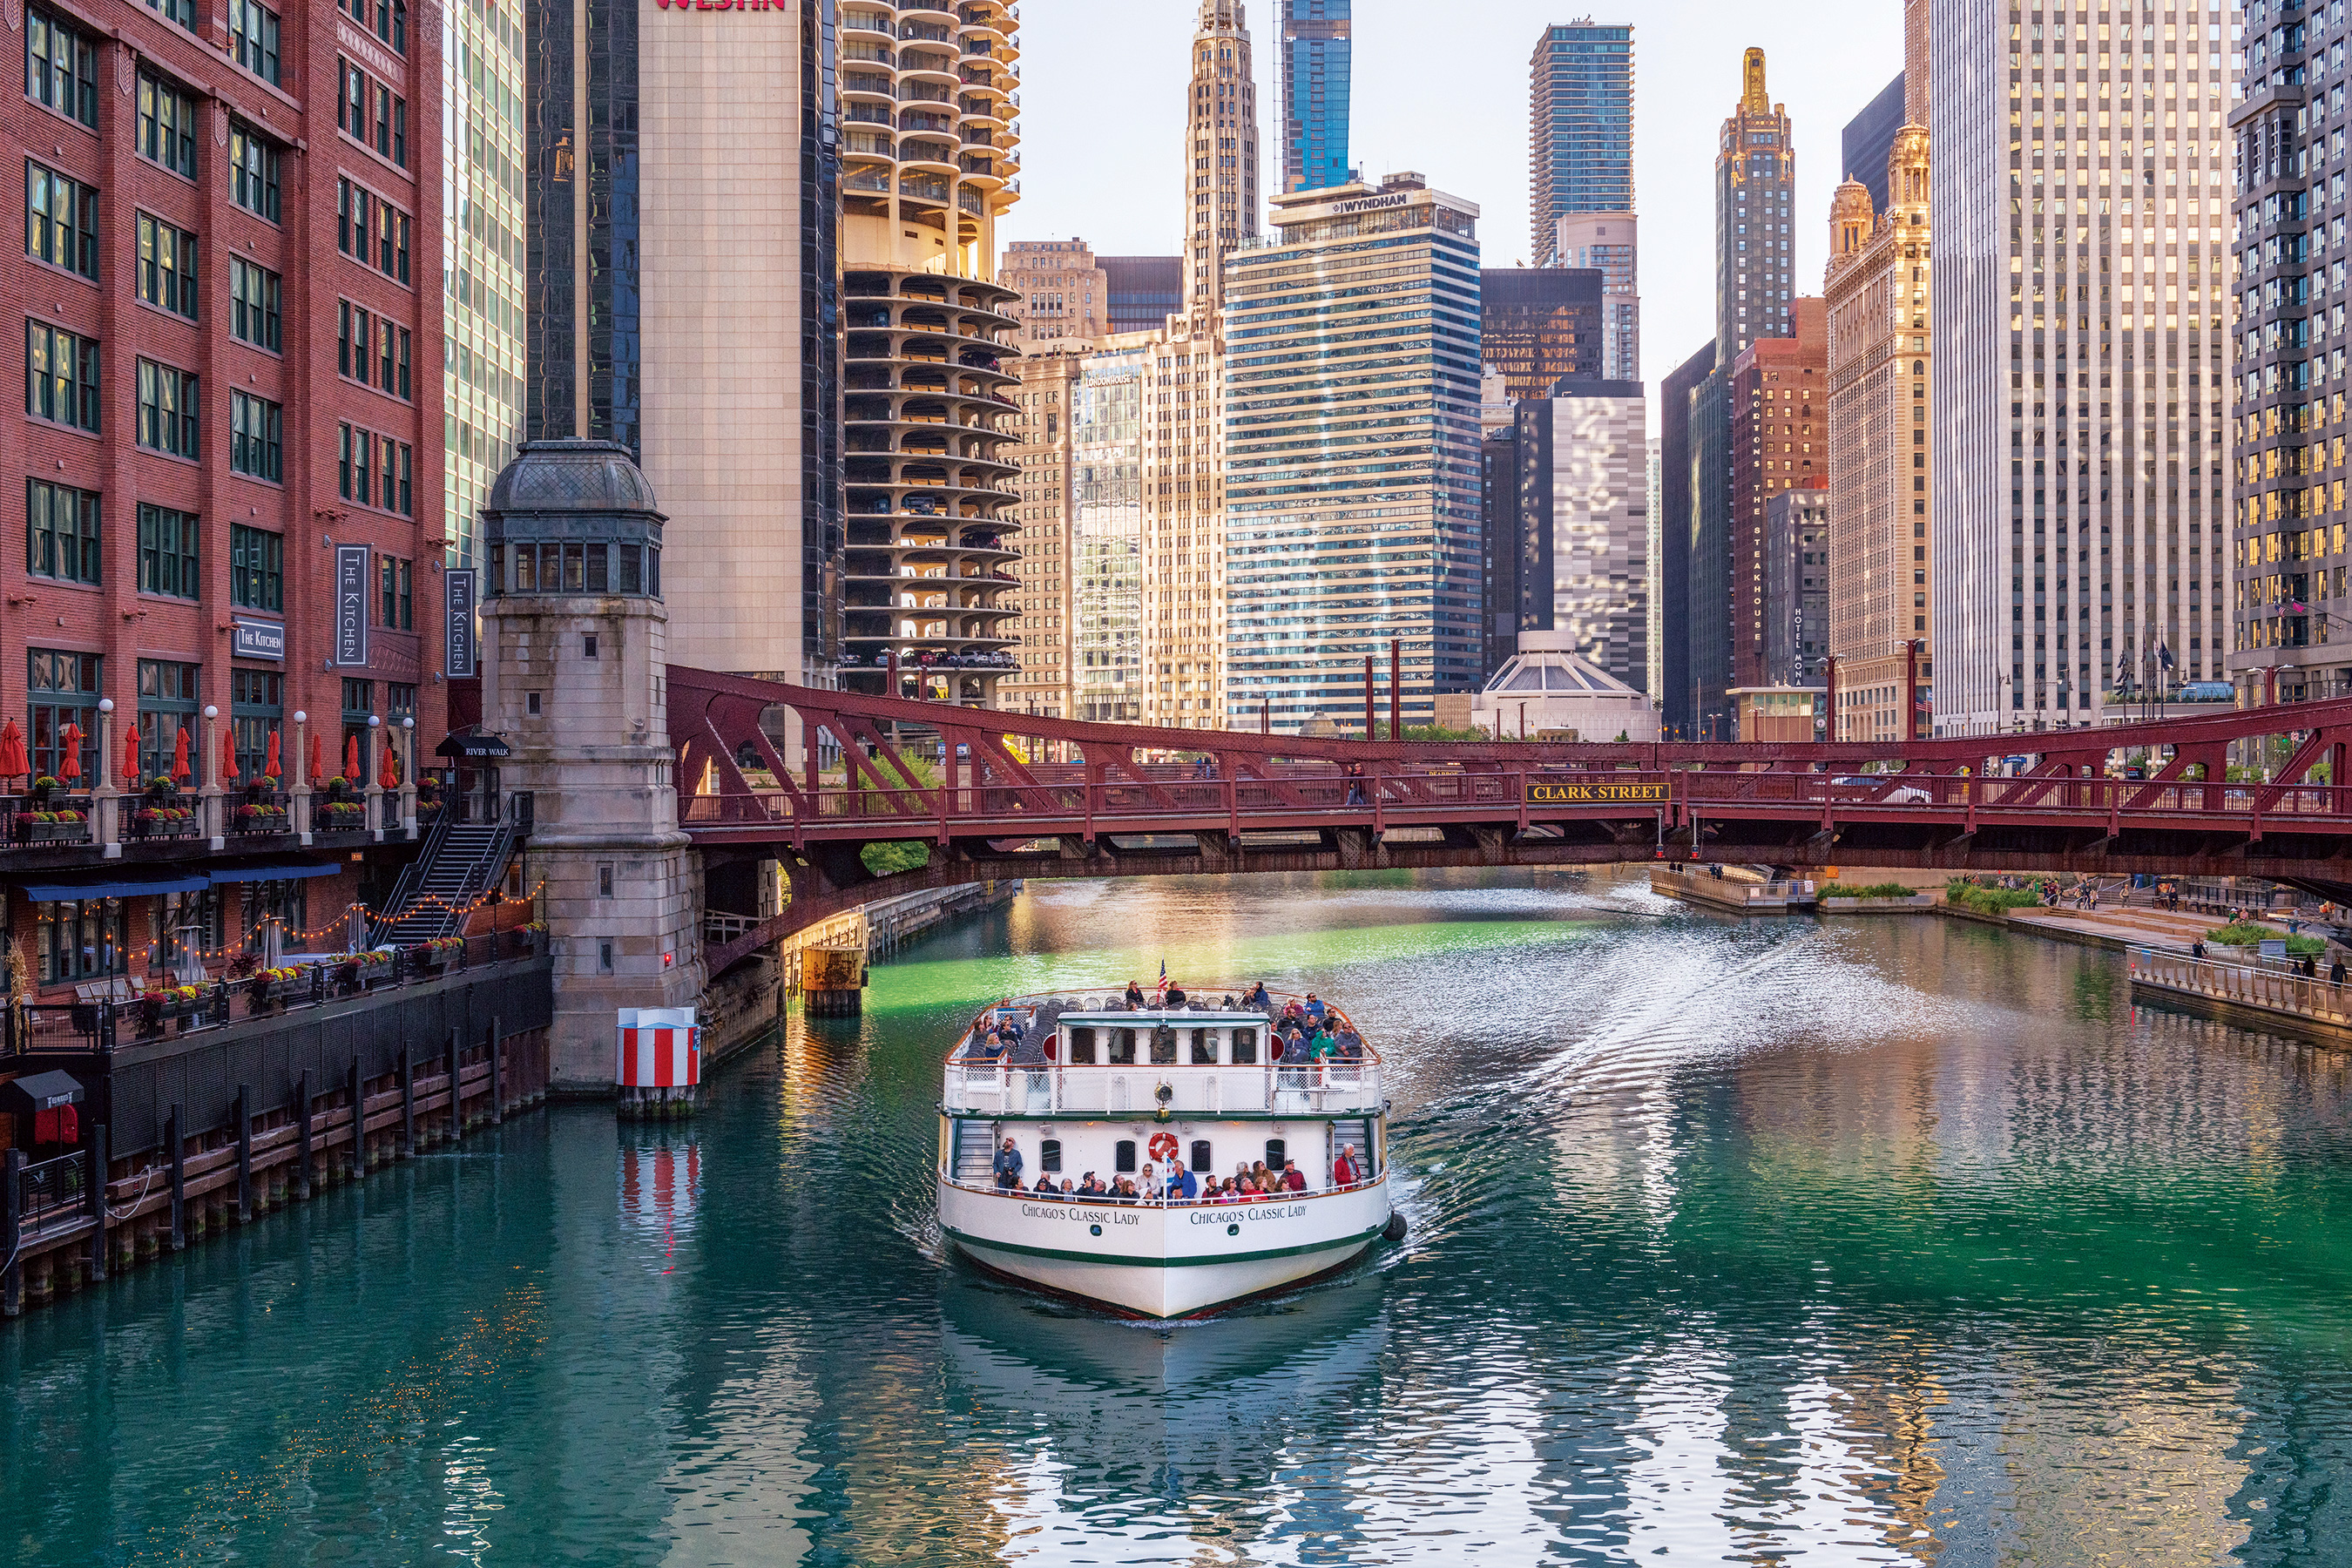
[7,868,2352,1565]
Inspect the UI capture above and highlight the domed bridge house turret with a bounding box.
[479,441,709,1092]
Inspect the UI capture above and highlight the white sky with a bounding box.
[999,0,1909,406]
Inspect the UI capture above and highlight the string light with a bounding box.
[121,880,549,965]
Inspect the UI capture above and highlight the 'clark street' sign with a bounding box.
[1524,781,1671,805]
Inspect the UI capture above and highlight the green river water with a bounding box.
[5,867,2352,1565]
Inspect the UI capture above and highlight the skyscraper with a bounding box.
[1842,75,1906,214]
[1528,23,1634,260]
[524,0,848,686]
[1553,213,1640,382]
[1280,1,1353,193]
[1224,176,1485,728]
[1717,48,1797,361]
[1101,257,1184,335]
[1183,0,1260,323]
[1826,104,1934,743]
[2232,2,2336,701]
[1481,269,1606,402]
[1004,240,1110,346]
[445,0,527,573]
[1511,386,1652,691]
[1933,0,2232,732]
[1658,342,1716,736]
[1728,301,1827,689]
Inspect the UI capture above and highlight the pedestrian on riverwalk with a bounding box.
[2333,958,2347,988]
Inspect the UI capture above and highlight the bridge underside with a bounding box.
[701,816,2352,972]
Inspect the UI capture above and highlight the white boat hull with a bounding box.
[938,1177,1392,1319]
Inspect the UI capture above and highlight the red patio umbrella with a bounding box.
[221,737,238,785]
[0,719,30,782]
[172,726,193,784]
[122,725,140,787]
[379,737,400,790]
[56,723,80,784]
[344,734,361,784]
[264,729,281,781]
[308,728,325,787]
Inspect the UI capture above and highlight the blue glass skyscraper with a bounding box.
[1280,1,1351,193]
[1527,23,1632,260]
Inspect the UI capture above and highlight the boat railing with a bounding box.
[940,1173,1384,1204]
[944,1058,1382,1117]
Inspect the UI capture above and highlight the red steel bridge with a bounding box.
[667,667,2352,973]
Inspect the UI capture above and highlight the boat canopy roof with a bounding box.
[1052,1010,1274,1028]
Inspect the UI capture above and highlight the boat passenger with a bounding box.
[1332,1146,1360,1186]
[1281,1160,1308,1193]
[1245,982,1272,1009]
[1166,984,1187,1007]
[1125,980,1147,1008]
[992,1137,1024,1190]
[1220,994,1238,1010]
[1078,1173,1105,1196]
[1138,1162,1157,1201]
[1308,1032,1336,1063]
[1111,1177,1138,1202]
[1165,1160,1198,1202]
[1249,1159,1273,1191]
[1209,1179,1237,1204]
[1031,1176,1062,1200]
[1304,993,1326,1024]
[1336,1028,1363,1062]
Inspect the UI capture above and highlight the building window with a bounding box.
[378,555,412,630]
[136,213,199,318]
[154,889,224,970]
[26,478,99,585]
[341,679,375,775]
[230,392,282,481]
[396,327,411,399]
[26,163,99,279]
[137,504,199,598]
[229,122,281,221]
[137,659,200,782]
[138,72,197,178]
[137,361,199,457]
[230,524,282,611]
[339,62,366,143]
[27,648,100,783]
[342,0,406,55]
[386,682,416,721]
[230,259,281,351]
[144,0,198,36]
[26,321,99,432]
[229,667,281,781]
[26,10,100,129]
[37,897,127,984]
[230,0,280,84]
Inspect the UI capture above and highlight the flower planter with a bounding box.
[14,819,91,846]
[314,806,368,834]
[232,808,292,835]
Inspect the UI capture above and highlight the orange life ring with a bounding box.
[1147,1130,1179,1163]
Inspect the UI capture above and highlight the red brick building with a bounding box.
[2,0,445,993]
[1729,298,1825,691]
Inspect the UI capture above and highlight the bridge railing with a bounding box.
[945,1059,1382,1118]
[2127,946,2352,1026]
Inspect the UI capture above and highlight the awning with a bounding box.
[3,1070,84,1111]
[436,729,511,760]
[13,869,213,902]
[206,859,346,886]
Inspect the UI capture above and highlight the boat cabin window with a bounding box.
[1189,1029,1214,1064]
[1109,1029,1137,1065]
[1231,1028,1258,1065]
[1150,1024,1178,1064]
[1065,1027,1096,1064]
[1039,1139,1062,1173]
[1264,1138,1286,1172]
[1191,1139,1212,1172]
[1114,1139,1137,1173]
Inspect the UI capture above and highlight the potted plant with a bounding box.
[28,774,58,805]
[515,920,549,951]
[412,935,465,968]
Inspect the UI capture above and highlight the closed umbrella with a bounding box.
[308,728,325,787]
[56,723,80,784]
[172,726,192,785]
[344,734,361,784]
[122,725,140,787]
[264,729,281,783]
[379,737,400,790]
[0,719,30,783]
[221,736,238,785]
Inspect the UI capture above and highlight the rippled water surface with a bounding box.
[10,868,2352,1565]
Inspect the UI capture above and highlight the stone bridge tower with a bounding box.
[479,440,705,1091]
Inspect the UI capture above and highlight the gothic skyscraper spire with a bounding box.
[1183,0,1260,323]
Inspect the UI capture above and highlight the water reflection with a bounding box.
[7,868,2352,1565]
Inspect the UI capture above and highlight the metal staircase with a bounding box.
[952,1120,997,1185]
[370,811,517,947]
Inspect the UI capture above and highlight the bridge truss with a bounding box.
[666,667,2352,971]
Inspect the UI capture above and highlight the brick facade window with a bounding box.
[137,504,199,598]
[26,478,99,585]
[230,0,281,85]
[26,321,99,432]
[228,123,282,222]
[138,71,198,179]
[137,361,199,457]
[137,658,200,781]
[378,554,412,629]
[340,0,407,54]
[144,0,199,37]
[27,164,99,280]
[230,524,282,610]
[27,10,100,129]
[230,391,282,481]
[136,213,199,318]
[27,648,101,782]
[230,259,281,351]
[230,668,282,779]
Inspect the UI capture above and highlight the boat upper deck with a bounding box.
[944,990,1382,1119]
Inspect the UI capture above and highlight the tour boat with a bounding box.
[936,988,1402,1319]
